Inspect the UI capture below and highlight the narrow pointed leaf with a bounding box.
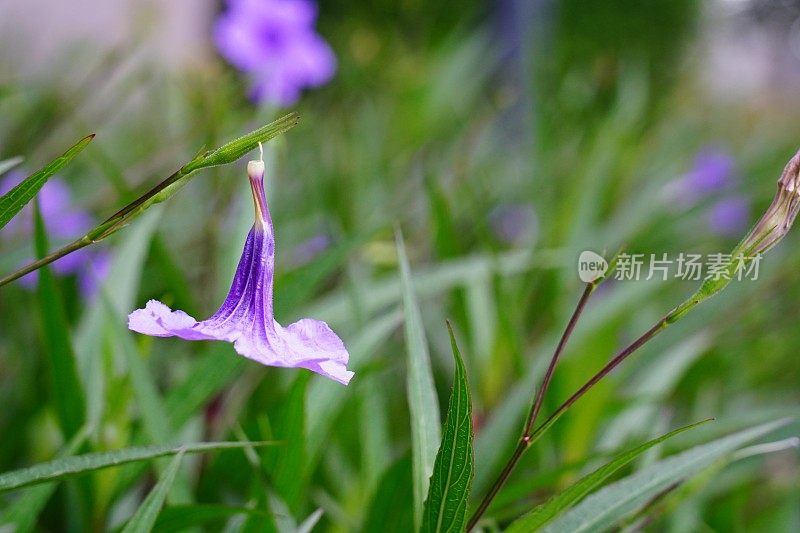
[0,115,297,288]
[363,455,414,533]
[262,372,309,513]
[396,229,441,528]
[153,505,270,533]
[95,113,299,239]
[121,451,184,533]
[0,441,274,492]
[505,419,713,533]
[182,112,299,171]
[539,418,791,533]
[0,134,94,229]
[421,322,474,533]
[297,509,324,533]
[0,430,87,532]
[33,201,86,438]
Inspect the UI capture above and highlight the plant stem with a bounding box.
[467,289,697,530]
[526,316,668,445]
[467,282,596,530]
[0,236,90,287]
[524,283,596,436]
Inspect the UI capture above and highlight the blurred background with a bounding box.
[0,0,799,531]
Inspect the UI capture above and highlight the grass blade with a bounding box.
[164,346,247,430]
[0,429,88,532]
[0,441,274,493]
[262,373,309,513]
[152,505,270,533]
[0,134,94,229]
[184,112,298,170]
[75,206,163,433]
[396,228,441,528]
[363,455,414,533]
[505,419,713,533]
[33,201,86,438]
[539,418,792,533]
[421,322,474,533]
[121,451,184,533]
[0,115,297,288]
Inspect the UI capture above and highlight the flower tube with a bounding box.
[129,155,353,385]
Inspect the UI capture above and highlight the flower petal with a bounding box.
[128,300,209,339]
[128,160,353,385]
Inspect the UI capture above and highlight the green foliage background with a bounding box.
[0,1,798,531]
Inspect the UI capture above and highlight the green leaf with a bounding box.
[396,228,441,529]
[0,134,94,230]
[121,451,184,533]
[307,248,551,325]
[110,305,193,505]
[75,206,163,433]
[505,419,713,533]
[153,504,269,533]
[262,372,309,513]
[0,430,88,532]
[472,281,661,498]
[273,236,358,318]
[0,115,297,288]
[99,113,299,237]
[306,310,403,470]
[164,345,247,430]
[33,201,86,438]
[182,112,299,172]
[0,441,274,493]
[421,322,474,533]
[363,455,414,533]
[114,321,172,444]
[538,418,791,533]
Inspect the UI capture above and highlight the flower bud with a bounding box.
[736,149,800,256]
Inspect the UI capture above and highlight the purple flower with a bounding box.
[0,171,108,296]
[673,147,735,205]
[489,203,538,245]
[78,251,112,300]
[291,232,331,266]
[708,196,750,237]
[688,148,734,192]
[214,0,336,107]
[128,158,353,385]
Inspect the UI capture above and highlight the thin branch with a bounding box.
[467,282,597,529]
[525,283,596,436]
[467,289,677,530]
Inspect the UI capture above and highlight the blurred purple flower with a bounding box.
[128,159,353,385]
[1,173,92,237]
[291,232,331,266]
[78,251,112,300]
[0,171,108,295]
[489,203,538,245]
[708,196,750,237]
[214,0,336,107]
[673,147,735,205]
